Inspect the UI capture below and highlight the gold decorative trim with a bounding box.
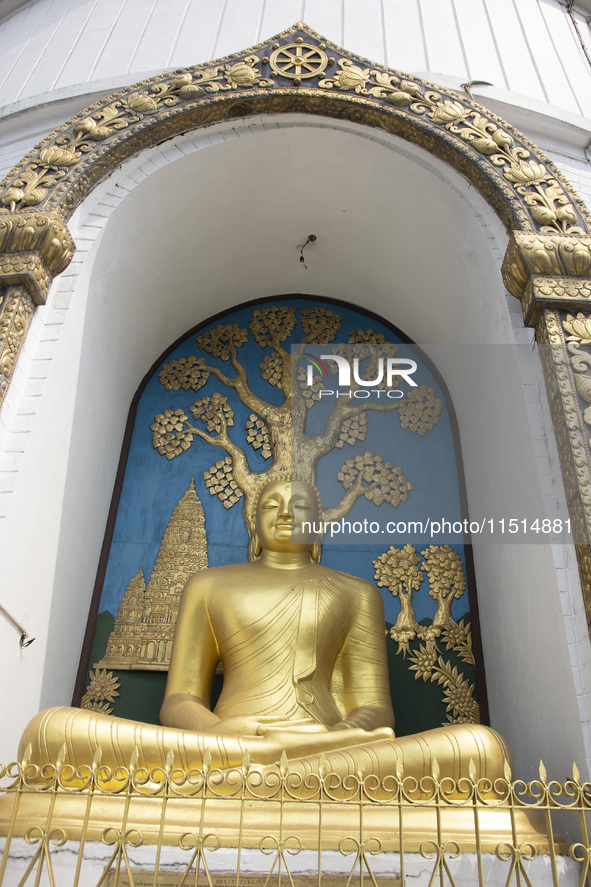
[533,277,591,300]
[0,286,34,407]
[503,232,591,293]
[503,233,591,323]
[0,210,74,304]
[537,308,591,627]
[519,277,591,326]
[0,252,51,303]
[0,753,580,867]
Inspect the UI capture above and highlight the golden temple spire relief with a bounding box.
[96,478,208,672]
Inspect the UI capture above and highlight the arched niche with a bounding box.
[77,294,487,737]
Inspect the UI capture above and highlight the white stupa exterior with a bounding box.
[0,0,591,792]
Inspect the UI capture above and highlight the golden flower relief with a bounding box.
[226,60,259,87]
[408,644,438,681]
[504,161,547,184]
[126,92,158,114]
[39,146,79,167]
[429,100,467,125]
[81,668,121,716]
[376,543,478,723]
[332,61,370,91]
[564,313,591,344]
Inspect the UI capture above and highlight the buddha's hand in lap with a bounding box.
[207,716,327,736]
[254,721,396,743]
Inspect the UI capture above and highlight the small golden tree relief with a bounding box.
[374,543,423,654]
[422,543,466,630]
[374,543,479,725]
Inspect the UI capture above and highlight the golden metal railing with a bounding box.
[1,752,590,887]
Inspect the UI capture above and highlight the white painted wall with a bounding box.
[0,117,589,785]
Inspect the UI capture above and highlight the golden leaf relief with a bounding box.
[348,328,388,345]
[421,545,466,600]
[374,543,423,594]
[338,453,413,508]
[246,413,272,459]
[260,353,284,387]
[151,409,193,460]
[250,305,297,347]
[300,306,342,343]
[191,393,234,433]
[159,356,211,391]
[399,385,442,435]
[196,323,248,360]
[203,456,243,509]
[151,308,446,532]
[377,543,477,721]
[335,412,368,448]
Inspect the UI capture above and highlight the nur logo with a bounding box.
[303,353,329,386]
[301,349,418,400]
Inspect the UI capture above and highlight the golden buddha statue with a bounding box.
[20,479,511,790]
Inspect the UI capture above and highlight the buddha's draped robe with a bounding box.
[20,566,512,790]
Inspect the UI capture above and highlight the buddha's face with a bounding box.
[255,480,319,553]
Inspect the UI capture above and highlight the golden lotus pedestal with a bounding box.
[0,787,558,851]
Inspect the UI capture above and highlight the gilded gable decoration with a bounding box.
[0,23,586,238]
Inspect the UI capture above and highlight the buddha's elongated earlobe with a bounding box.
[253,533,263,559]
[310,543,321,564]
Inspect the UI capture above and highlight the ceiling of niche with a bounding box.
[87,122,509,371]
